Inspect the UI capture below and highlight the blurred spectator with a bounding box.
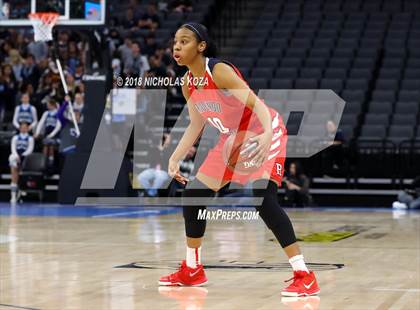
[323,120,345,177]
[393,177,420,209]
[169,146,196,196]
[21,54,40,90]
[9,122,34,203]
[118,37,133,66]
[1,63,18,121]
[122,8,138,30]
[35,98,61,167]
[72,92,85,124]
[137,132,171,197]
[170,0,193,13]
[138,3,160,30]
[283,161,311,207]
[26,40,48,62]
[13,93,37,132]
[124,41,150,78]
[8,49,23,82]
[111,51,122,77]
[143,34,157,56]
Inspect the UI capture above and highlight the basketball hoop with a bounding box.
[28,12,59,42]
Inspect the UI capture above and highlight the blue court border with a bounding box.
[0,203,418,219]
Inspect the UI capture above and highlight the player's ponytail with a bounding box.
[203,39,218,57]
[180,22,217,57]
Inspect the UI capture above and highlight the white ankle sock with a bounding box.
[186,246,201,268]
[289,254,309,273]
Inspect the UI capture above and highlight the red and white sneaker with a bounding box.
[281,271,320,297]
[158,260,208,286]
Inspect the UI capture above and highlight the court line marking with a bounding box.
[0,304,40,310]
[372,288,420,293]
[92,210,165,218]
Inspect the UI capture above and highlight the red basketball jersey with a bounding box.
[186,57,285,137]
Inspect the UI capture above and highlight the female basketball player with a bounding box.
[159,22,320,297]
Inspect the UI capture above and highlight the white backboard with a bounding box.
[0,0,106,26]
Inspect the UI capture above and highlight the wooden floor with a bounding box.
[0,205,419,310]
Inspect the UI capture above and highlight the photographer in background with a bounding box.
[393,177,420,210]
[283,161,311,207]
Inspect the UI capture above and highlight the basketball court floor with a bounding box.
[0,204,419,310]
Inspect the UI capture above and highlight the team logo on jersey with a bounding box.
[275,163,283,176]
[195,101,222,113]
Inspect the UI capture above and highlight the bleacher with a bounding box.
[219,0,420,189]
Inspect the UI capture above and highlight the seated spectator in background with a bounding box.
[118,37,133,66]
[138,3,160,30]
[72,92,84,124]
[137,133,171,197]
[21,54,40,90]
[9,122,34,203]
[393,176,420,209]
[323,120,345,177]
[169,146,196,197]
[1,63,17,114]
[170,0,192,13]
[8,49,23,83]
[143,34,157,56]
[283,161,311,207]
[111,51,122,77]
[124,41,150,78]
[27,40,48,62]
[0,65,14,121]
[13,93,37,131]
[35,99,61,167]
[122,8,138,30]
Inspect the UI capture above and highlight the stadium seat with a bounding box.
[349,68,373,80]
[324,68,348,79]
[275,68,299,79]
[394,101,419,114]
[304,58,328,68]
[378,68,402,79]
[329,57,353,70]
[343,101,363,114]
[340,113,359,126]
[270,79,294,89]
[368,101,393,114]
[372,90,396,103]
[388,125,414,143]
[281,58,303,68]
[300,68,323,79]
[341,90,366,102]
[251,68,274,78]
[261,47,284,58]
[364,113,390,126]
[249,78,268,91]
[295,79,319,89]
[375,79,399,90]
[404,68,420,79]
[345,79,370,92]
[399,90,420,102]
[401,79,420,90]
[391,114,418,126]
[309,48,331,58]
[320,79,344,94]
[256,58,278,68]
[360,125,387,140]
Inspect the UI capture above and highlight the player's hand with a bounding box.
[245,131,273,167]
[168,158,189,185]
